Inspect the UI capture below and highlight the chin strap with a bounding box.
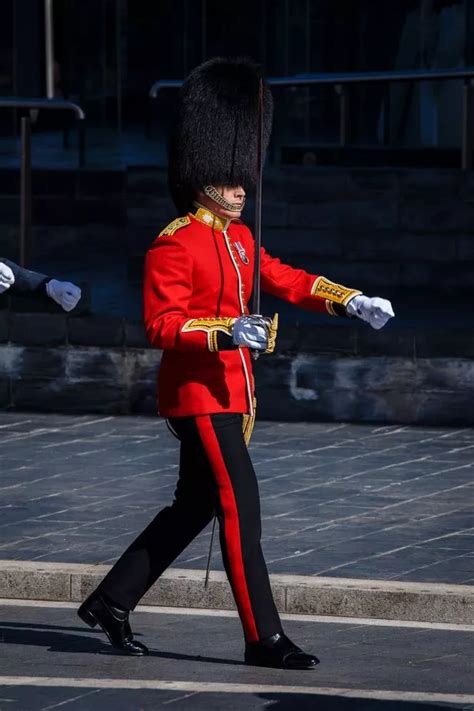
[203,185,246,212]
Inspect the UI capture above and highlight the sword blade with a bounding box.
[251,78,264,317]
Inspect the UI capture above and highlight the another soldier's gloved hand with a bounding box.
[346,295,394,330]
[0,262,15,293]
[46,279,82,312]
[232,315,269,350]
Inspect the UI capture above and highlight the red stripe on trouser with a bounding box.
[196,415,259,643]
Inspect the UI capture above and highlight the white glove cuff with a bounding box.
[346,294,365,317]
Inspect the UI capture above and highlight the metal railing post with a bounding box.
[462,79,473,171]
[115,0,123,137]
[335,84,348,146]
[19,116,32,267]
[0,99,85,266]
[44,0,55,99]
[78,121,85,169]
[383,85,391,146]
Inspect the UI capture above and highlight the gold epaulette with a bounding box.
[159,215,191,237]
[311,276,362,307]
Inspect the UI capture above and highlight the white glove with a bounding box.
[232,315,269,350]
[46,279,82,312]
[346,294,394,330]
[0,262,15,294]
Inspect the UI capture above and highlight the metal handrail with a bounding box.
[267,67,474,87]
[150,67,474,96]
[149,67,474,170]
[0,97,86,266]
[149,79,183,97]
[0,97,85,119]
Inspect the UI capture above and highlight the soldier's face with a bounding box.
[198,185,246,219]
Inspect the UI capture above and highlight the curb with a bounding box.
[0,561,472,624]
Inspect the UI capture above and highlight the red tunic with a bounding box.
[143,207,360,417]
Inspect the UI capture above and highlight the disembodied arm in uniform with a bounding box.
[0,258,49,295]
[0,258,82,312]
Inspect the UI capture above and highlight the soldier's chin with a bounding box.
[219,204,243,218]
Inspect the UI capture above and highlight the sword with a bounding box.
[250,78,265,361]
[204,515,217,589]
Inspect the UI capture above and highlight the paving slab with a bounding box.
[0,413,472,587]
[0,600,473,710]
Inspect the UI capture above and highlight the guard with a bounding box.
[78,57,394,668]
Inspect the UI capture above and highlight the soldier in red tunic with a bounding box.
[78,58,394,668]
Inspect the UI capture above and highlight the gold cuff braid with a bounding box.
[311,276,362,312]
[182,317,237,352]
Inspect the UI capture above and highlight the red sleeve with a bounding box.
[260,247,362,316]
[144,238,236,351]
[260,247,327,313]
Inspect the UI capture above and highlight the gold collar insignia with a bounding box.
[191,204,230,232]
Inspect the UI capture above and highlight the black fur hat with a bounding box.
[168,57,273,214]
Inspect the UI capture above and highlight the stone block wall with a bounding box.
[126,167,474,295]
[0,313,160,415]
[256,168,474,295]
[0,313,472,424]
[0,166,472,423]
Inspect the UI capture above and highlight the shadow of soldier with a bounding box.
[257,692,458,711]
[0,620,243,665]
[0,620,110,655]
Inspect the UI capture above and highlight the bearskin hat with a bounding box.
[168,57,273,214]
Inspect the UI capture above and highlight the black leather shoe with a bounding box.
[245,632,319,669]
[78,591,148,656]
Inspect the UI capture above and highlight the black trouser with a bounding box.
[98,413,282,642]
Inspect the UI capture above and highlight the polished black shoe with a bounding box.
[78,591,149,656]
[245,632,319,669]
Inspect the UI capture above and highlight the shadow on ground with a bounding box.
[259,692,465,710]
[0,620,243,666]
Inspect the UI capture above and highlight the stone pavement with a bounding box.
[0,412,473,585]
[0,600,473,710]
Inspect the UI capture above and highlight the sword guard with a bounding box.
[250,313,278,359]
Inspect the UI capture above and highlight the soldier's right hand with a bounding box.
[0,262,15,294]
[232,315,269,350]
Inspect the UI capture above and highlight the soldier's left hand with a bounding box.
[46,279,82,312]
[0,261,15,293]
[346,294,394,330]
